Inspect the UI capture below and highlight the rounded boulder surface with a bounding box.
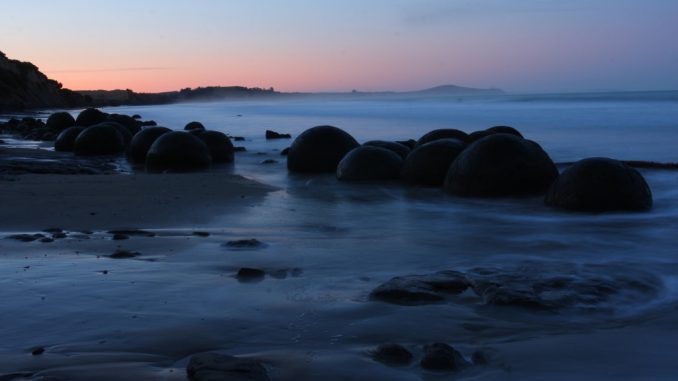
[401,139,466,186]
[108,113,141,135]
[287,125,359,173]
[128,126,172,163]
[545,157,652,212]
[73,124,125,156]
[46,112,75,132]
[97,121,133,145]
[444,133,558,197]
[468,125,524,143]
[363,140,411,160]
[184,121,206,132]
[371,343,413,366]
[198,130,234,163]
[336,146,403,182]
[146,131,211,172]
[54,126,85,152]
[75,108,108,127]
[416,129,468,147]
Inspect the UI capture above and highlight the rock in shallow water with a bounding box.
[401,138,466,186]
[370,270,470,305]
[187,352,270,381]
[287,125,359,173]
[545,157,652,212]
[336,146,403,182]
[420,343,471,371]
[146,131,211,172]
[371,343,413,366]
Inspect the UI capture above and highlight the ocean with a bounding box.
[2,93,678,380]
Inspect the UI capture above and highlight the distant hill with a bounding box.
[411,84,504,96]
[78,86,279,107]
[0,51,87,111]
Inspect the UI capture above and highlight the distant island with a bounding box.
[1,51,503,111]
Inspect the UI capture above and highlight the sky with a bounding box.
[1,0,677,93]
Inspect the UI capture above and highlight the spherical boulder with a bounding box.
[146,131,211,172]
[468,125,524,143]
[337,146,403,182]
[108,114,141,135]
[97,121,133,145]
[73,124,125,156]
[184,121,206,132]
[128,126,172,163]
[46,112,75,132]
[545,157,652,212]
[198,130,234,163]
[444,134,558,197]
[287,125,359,173]
[401,139,466,186]
[54,126,84,152]
[363,140,411,160]
[75,108,108,127]
[416,129,468,147]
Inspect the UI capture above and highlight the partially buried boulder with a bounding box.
[45,112,75,132]
[545,157,652,212]
[444,134,557,197]
[363,140,411,160]
[416,129,468,147]
[287,125,359,173]
[108,113,141,135]
[337,146,403,182]
[184,121,206,132]
[75,108,108,127]
[54,126,84,152]
[128,126,172,163]
[146,131,211,172]
[198,130,234,163]
[468,125,523,143]
[187,352,270,381]
[420,343,470,372]
[401,139,466,186]
[98,121,133,145]
[73,124,125,156]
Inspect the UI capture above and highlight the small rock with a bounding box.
[420,343,470,371]
[187,352,270,381]
[192,231,210,237]
[107,229,155,237]
[370,271,469,305]
[31,346,45,356]
[236,268,266,282]
[6,233,44,242]
[233,136,245,141]
[224,239,265,249]
[112,234,129,240]
[371,343,413,366]
[51,232,67,239]
[40,238,54,243]
[234,146,247,152]
[265,130,291,139]
[260,159,278,164]
[108,250,141,259]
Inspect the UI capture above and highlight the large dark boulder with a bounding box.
[401,139,466,186]
[184,121,205,132]
[363,140,411,160]
[468,125,524,143]
[198,130,234,163]
[336,146,403,182]
[146,131,211,172]
[416,129,468,147]
[54,126,84,152]
[287,125,359,173]
[45,112,75,132]
[128,126,172,163]
[97,121,133,145]
[75,108,108,127]
[108,113,141,135]
[73,124,125,156]
[444,134,557,197]
[545,157,652,212]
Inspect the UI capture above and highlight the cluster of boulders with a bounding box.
[286,125,653,212]
[46,108,234,172]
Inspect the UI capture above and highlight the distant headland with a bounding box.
[0,51,503,111]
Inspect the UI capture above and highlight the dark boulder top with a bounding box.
[468,125,524,143]
[128,126,172,163]
[45,112,75,132]
[416,128,468,147]
[198,130,235,163]
[73,123,126,156]
[184,121,206,131]
[545,157,652,212]
[75,108,108,127]
[363,140,411,160]
[287,125,359,173]
[146,131,211,172]
[54,126,85,152]
[336,145,403,182]
[444,133,558,197]
[265,129,291,139]
[401,138,466,186]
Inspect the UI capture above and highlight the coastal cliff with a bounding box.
[0,51,87,111]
